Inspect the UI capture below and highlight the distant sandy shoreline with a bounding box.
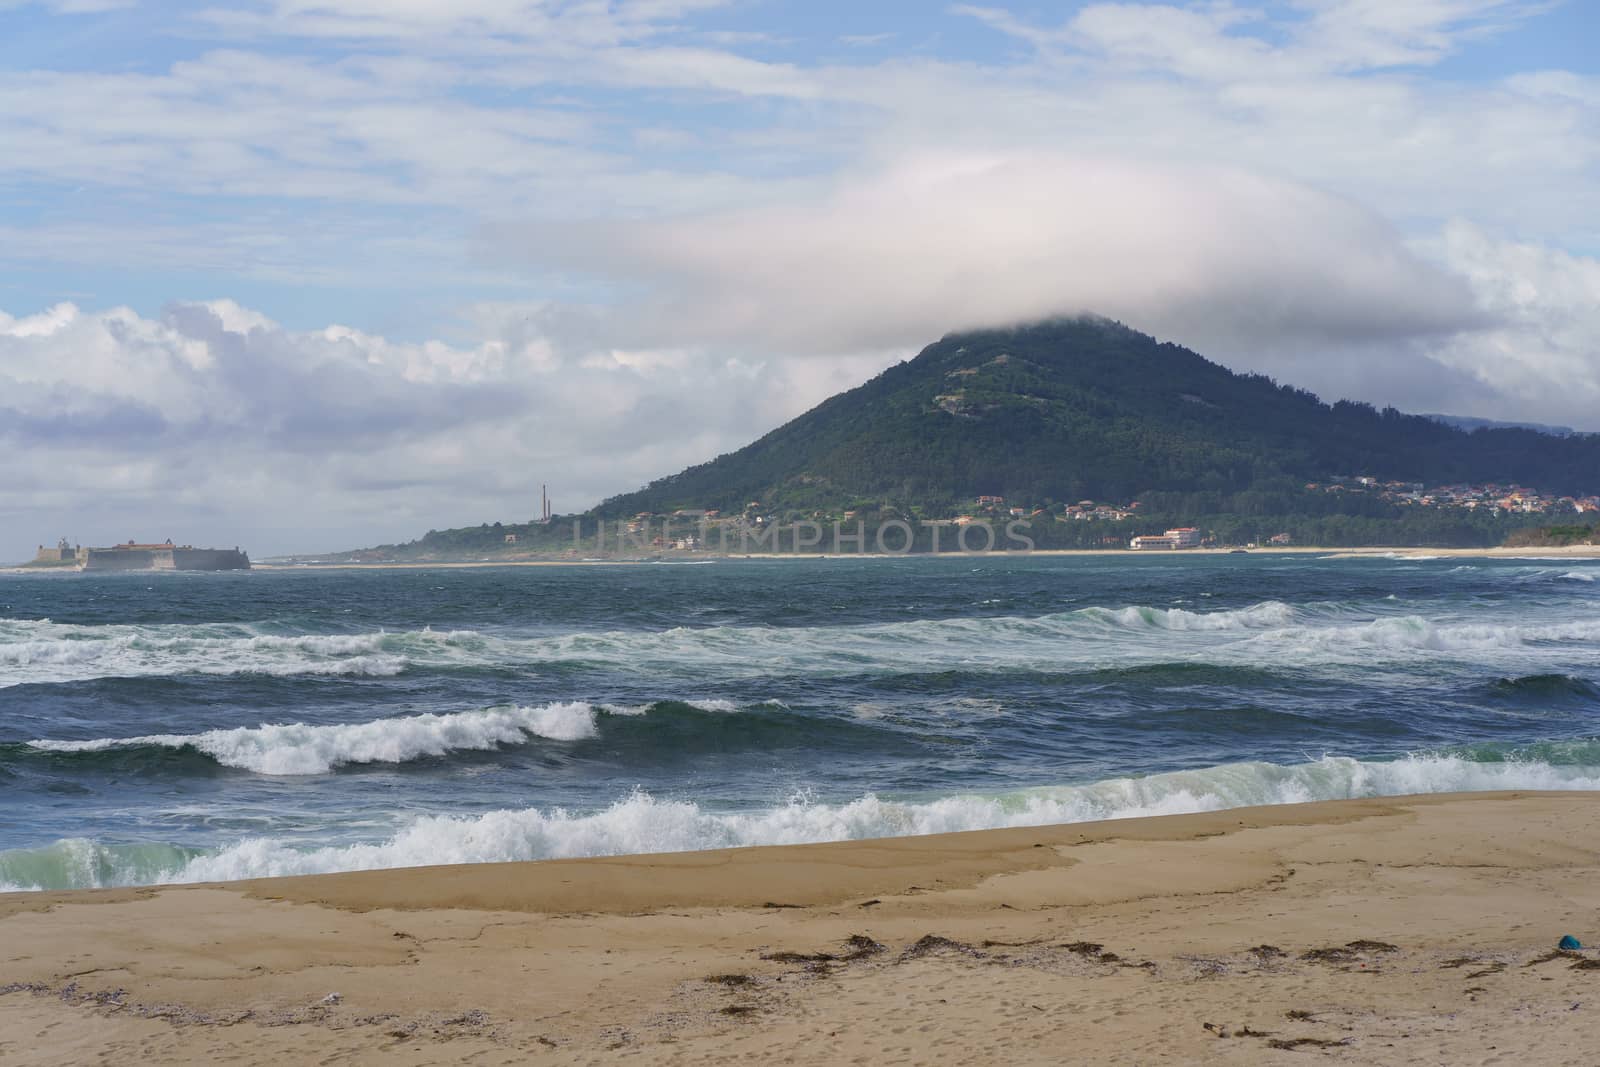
[5,790,1600,1063]
[261,544,1600,569]
[6,544,1598,574]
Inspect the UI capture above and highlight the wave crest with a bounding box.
[26,702,623,775]
[7,594,1600,689]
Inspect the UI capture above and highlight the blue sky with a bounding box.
[1,1,1597,558]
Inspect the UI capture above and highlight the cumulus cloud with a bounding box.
[0,301,520,448]
[1417,222,1600,421]
[0,300,891,560]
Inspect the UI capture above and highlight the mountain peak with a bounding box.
[596,322,1596,518]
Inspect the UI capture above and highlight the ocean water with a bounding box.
[3,554,1600,891]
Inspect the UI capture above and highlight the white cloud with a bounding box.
[1420,222,1600,421]
[0,299,892,560]
[501,152,1479,352]
[959,1,1550,77]
[1297,0,1550,71]
[2,0,1591,240]
[487,148,1600,430]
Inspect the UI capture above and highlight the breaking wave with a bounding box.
[0,603,1303,687]
[6,751,1600,891]
[0,620,463,687]
[20,700,741,776]
[1239,615,1600,661]
[6,596,1600,689]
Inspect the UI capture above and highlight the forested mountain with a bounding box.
[1424,414,1576,436]
[596,317,1599,517]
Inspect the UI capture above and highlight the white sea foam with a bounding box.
[6,593,1600,689]
[0,621,482,687]
[144,754,1600,885]
[185,653,409,678]
[6,753,1600,890]
[0,636,408,680]
[1242,615,1600,660]
[24,701,674,775]
[1089,601,1297,631]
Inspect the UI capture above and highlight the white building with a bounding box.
[1130,528,1203,550]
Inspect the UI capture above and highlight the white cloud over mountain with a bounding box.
[506,152,1481,351]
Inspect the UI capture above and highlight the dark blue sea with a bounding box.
[4,553,1600,891]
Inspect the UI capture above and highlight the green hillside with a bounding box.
[334,317,1599,558]
[595,317,1599,517]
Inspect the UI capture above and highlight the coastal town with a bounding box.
[596,475,1600,554]
[316,467,1600,565]
[1305,475,1600,516]
[1007,477,1600,526]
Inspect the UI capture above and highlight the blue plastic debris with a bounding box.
[1560,935,1583,951]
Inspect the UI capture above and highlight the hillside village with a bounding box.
[339,467,1600,562]
[623,474,1600,548]
[478,474,1600,557]
[1306,476,1600,516]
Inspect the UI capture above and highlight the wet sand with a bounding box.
[5,791,1600,1064]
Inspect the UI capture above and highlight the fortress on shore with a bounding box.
[31,539,251,572]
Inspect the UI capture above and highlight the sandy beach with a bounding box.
[4,791,1600,1064]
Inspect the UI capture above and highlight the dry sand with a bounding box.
[4,791,1600,1064]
